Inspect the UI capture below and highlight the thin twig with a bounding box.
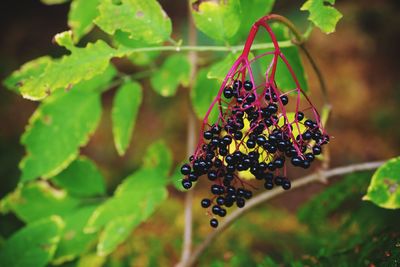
[120,41,293,54]
[177,4,199,266]
[183,160,385,267]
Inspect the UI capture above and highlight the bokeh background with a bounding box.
[1,0,399,266]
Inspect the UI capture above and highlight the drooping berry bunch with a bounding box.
[181,15,329,228]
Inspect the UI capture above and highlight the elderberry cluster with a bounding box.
[181,80,329,228]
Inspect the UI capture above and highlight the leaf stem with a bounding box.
[182,160,385,267]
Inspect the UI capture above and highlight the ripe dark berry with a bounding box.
[291,156,302,166]
[304,119,314,128]
[223,87,234,98]
[274,157,285,168]
[282,180,291,190]
[210,218,219,228]
[234,131,243,140]
[188,172,198,182]
[222,135,232,145]
[201,198,211,208]
[211,124,221,134]
[246,139,256,148]
[207,170,218,181]
[233,80,242,90]
[246,93,256,103]
[219,208,227,217]
[244,80,253,91]
[211,185,223,195]
[216,196,225,205]
[203,131,213,140]
[214,158,222,167]
[180,164,191,175]
[244,190,252,199]
[264,181,274,190]
[280,95,289,105]
[236,197,245,208]
[212,205,222,215]
[256,135,267,145]
[296,111,304,121]
[305,153,315,162]
[274,176,284,186]
[313,145,322,155]
[182,179,192,190]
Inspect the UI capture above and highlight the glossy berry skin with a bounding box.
[223,87,234,98]
[201,198,211,208]
[282,180,291,190]
[210,218,219,228]
[244,80,253,91]
[296,111,304,121]
[182,180,192,190]
[236,198,245,208]
[180,164,191,175]
[313,145,322,155]
[280,95,289,105]
[203,131,213,140]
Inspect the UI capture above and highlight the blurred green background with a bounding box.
[0,0,399,266]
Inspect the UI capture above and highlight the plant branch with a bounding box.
[183,160,385,267]
[121,41,293,54]
[177,4,198,267]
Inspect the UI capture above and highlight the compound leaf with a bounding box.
[231,0,275,42]
[191,68,220,121]
[364,157,400,209]
[191,0,241,41]
[111,80,143,156]
[95,0,172,44]
[138,140,172,179]
[20,87,103,181]
[0,181,79,223]
[150,54,190,97]
[68,0,101,42]
[301,0,343,34]
[3,56,52,92]
[52,157,106,197]
[0,216,64,267]
[19,31,117,100]
[52,205,98,264]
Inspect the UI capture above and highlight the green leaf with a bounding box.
[298,172,373,229]
[41,0,69,5]
[191,67,220,120]
[53,205,98,265]
[52,157,106,197]
[207,52,240,82]
[364,157,400,209]
[19,31,117,100]
[97,215,141,255]
[150,54,190,97]
[114,31,160,66]
[231,0,275,42]
[140,140,172,178]
[68,0,101,42]
[112,80,143,156]
[0,181,79,223]
[95,0,172,44]
[0,216,64,267]
[86,168,168,255]
[301,0,343,34]
[255,45,308,92]
[191,0,241,41]
[3,56,52,92]
[20,88,102,181]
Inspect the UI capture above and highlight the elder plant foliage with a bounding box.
[0,0,399,266]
